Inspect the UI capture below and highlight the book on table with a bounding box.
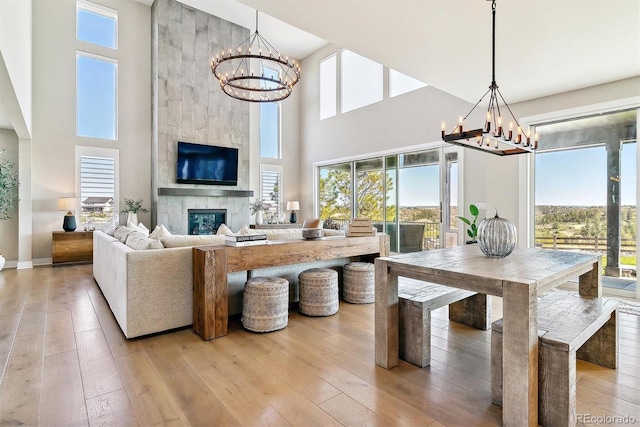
[224,233,267,242]
[224,239,268,247]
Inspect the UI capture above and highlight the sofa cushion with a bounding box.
[216,223,231,235]
[127,220,150,237]
[126,232,164,250]
[149,224,172,240]
[103,224,118,236]
[237,224,251,234]
[114,225,140,243]
[160,234,226,248]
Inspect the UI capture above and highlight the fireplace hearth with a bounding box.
[188,209,226,235]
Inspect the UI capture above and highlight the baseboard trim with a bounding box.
[16,261,33,270]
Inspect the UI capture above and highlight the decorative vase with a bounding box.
[127,212,138,226]
[0,254,5,271]
[255,210,263,225]
[477,209,517,258]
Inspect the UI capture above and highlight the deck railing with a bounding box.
[535,235,636,253]
[323,219,441,251]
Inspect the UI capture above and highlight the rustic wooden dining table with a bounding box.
[374,245,601,427]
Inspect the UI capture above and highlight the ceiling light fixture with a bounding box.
[441,0,537,156]
[211,11,301,103]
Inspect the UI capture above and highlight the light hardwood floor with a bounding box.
[0,265,638,426]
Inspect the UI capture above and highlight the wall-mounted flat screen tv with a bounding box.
[176,141,239,186]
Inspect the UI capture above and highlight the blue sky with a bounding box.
[77,6,117,140]
[399,166,440,206]
[536,143,636,206]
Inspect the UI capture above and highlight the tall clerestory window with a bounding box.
[260,67,281,159]
[76,1,118,140]
[76,1,120,225]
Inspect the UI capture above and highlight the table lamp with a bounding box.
[58,197,79,232]
[286,201,299,223]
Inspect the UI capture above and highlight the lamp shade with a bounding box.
[286,201,300,211]
[58,197,79,212]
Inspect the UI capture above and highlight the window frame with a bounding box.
[259,164,284,221]
[259,100,281,159]
[76,0,118,50]
[340,49,383,114]
[76,50,118,140]
[320,53,337,120]
[75,146,120,228]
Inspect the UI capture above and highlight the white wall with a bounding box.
[30,0,151,261]
[0,0,32,138]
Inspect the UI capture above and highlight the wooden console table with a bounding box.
[193,234,389,340]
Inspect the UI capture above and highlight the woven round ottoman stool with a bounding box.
[343,262,375,304]
[241,277,289,332]
[298,268,339,316]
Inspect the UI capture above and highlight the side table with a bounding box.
[52,231,94,266]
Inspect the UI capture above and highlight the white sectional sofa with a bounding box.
[93,226,348,338]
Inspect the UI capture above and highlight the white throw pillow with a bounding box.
[125,232,164,250]
[216,223,231,235]
[148,224,172,240]
[236,224,250,235]
[127,219,149,237]
[113,225,139,243]
[103,224,118,236]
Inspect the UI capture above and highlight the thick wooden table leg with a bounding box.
[579,259,601,297]
[539,343,576,427]
[375,258,398,369]
[502,280,538,427]
[193,247,228,340]
[449,293,492,330]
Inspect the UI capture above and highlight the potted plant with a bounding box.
[458,204,480,244]
[0,148,19,270]
[120,198,149,225]
[249,199,266,225]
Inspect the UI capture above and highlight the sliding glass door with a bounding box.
[317,146,461,253]
[534,109,637,295]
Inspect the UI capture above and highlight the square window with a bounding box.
[77,1,117,49]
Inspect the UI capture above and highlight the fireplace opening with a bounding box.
[188,209,226,235]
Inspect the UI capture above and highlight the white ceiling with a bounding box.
[2,0,638,131]
[209,0,640,104]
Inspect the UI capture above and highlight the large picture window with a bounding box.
[534,109,637,293]
[77,52,117,140]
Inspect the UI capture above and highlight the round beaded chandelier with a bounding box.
[211,11,301,103]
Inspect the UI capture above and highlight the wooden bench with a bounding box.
[491,290,618,427]
[398,278,492,367]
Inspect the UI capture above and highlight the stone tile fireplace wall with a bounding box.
[151,0,251,234]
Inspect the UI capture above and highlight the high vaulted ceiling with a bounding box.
[190,0,640,104]
[2,0,638,131]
